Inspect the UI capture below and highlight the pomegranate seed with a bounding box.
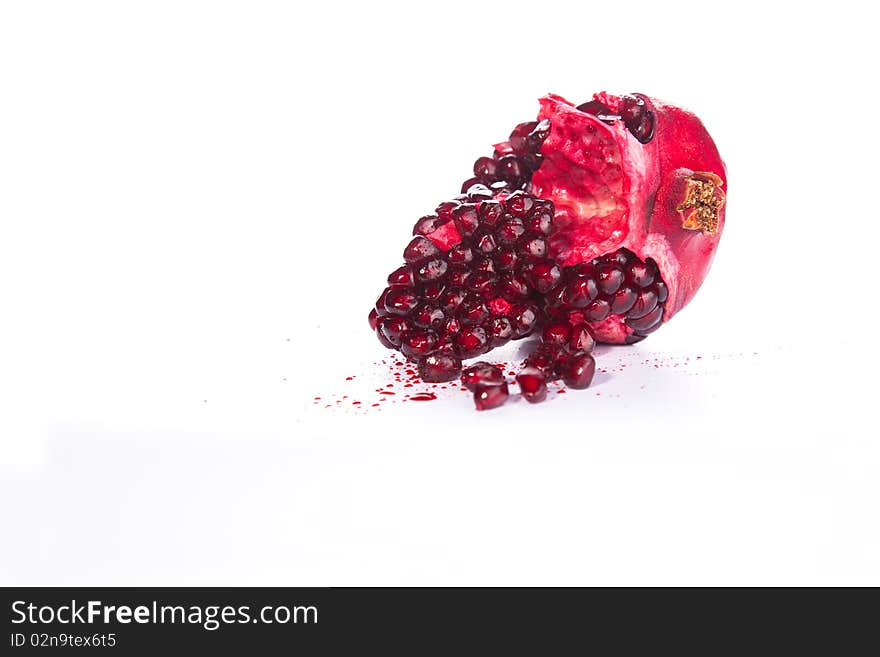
[569,323,596,352]
[460,177,480,193]
[412,303,444,328]
[473,156,497,180]
[563,276,598,308]
[401,330,438,358]
[488,316,514,346]
[419,280,446,303]
[524,344,562,378]
[495,218,526,245]
[475,232,496,254]
[378,315,410,347]
[583,298,611,322]
[609,287,637,314]
[473,382,509,411]
[518,235,547,258]
[504,191,534,217]
[412,215,440,236]
[384,287,419,315]
[576,100,611,115]
[435,200,460,219]
[368,308,380,331]
[461,362,505,390]
[498,273,529,299]
[447,243,474,265]
[627,261,655,288]
[388,265,415,286]
[458,297,489,324]
[440,288,466,313]
[418,353,462,383]
[542,321,571,347]
[559,351,595,389]
[626,304,664,332]
[443,316,461,335]
[478,200,503,226]
[655,280,669,303]
[446,267,470,287]
[508,121,538,153]
[523,260,562,293]
[417,258,448,281]
[452,205,480,237]
[516,367,548,403]
[627,289,658,319]
[497,154,524,182]
[403,236,441,264]
[455,326,488,358]
[596,264,624,294]
[619,95,654,143]
[494,246,519,270]
[510,304,539,337]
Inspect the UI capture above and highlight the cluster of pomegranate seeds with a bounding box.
[460,119,550,194]
[371,189,558,383]
[576,94,655,144]
[543,248,667,344]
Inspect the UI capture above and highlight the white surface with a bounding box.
[1,1,878,585]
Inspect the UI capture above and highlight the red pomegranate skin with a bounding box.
[531,93,726,342]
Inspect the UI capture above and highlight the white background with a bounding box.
[1,1,878,585]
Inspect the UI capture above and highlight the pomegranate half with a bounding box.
[368,91,727,405]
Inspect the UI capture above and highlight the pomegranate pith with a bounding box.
[368,91,726,407]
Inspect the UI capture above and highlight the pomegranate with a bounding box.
[368,91,726,406]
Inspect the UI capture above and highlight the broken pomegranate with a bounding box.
[369,91,726,407]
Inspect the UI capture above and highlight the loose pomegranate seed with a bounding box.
[516,367,547,403]
[473,382,509,411]
[559,351,595,389]
[523,344,562,378]
[461,362,505,390]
